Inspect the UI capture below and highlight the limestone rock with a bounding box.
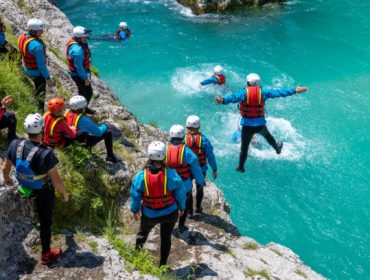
[176,0,283,15]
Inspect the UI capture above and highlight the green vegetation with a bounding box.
[219,244,236,257]
[271,248,283,256]
[3,23,19,47]
[295,269,308,279]
[0,54,38,133]
[149,120,157,128]
[243,241,258,250]
[244,268,270,280]
[0,26,166,278]
[12,0,33,14]
[91,66,100,77]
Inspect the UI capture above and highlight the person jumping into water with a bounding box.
[216,73,308,173]
[199,65,225,89]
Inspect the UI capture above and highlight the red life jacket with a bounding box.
[239,86,265,118]
[18,33,46,70]
[166,144,191,180]
[213,74,225,85]
[42,112,66,148]
[66,38,91,72]
[185,133,206,166]
[114,28,131,40]
[0,108,6,121]
[142,168,175,210]
[64,110,83,129]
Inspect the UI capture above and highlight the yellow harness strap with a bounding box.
[19,36,35,56]
[50,117,64,137]
[246,87,262,105]
[143,168,168,195]
[144,169,149,195]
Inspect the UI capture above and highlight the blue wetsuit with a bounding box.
[77,115,107,137]
[0,32,7,46]
[67,43,89,81]
[130,168,186,218]
[222,86,297,169]
[201,75,219,86]
[22,34,50,79]
[223,87,296,127]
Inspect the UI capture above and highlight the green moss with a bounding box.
[87,240,98,253]
[244,268,270,280]
[271,248,283,256]
[243,241,258,250]
[3,23,19,47]
[12,0,33,14]
[91,66,100,77]
[219,244,236,257]
[149,120,157,128]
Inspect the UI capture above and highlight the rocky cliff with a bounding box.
[176,0,283,15]
[0,0,325,279]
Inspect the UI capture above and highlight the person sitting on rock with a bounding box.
[42,97,79,148]
[184,115,217,216]
[0,95,17,142]
[130,141,185,268]
[65,95,121,163]
[166,124,205,233]
[3,113,69,266]
[199,65,226,89]
[215,73,308,173]
[114,22,131,45]
[18,19,55,111]
[66,26,95,114]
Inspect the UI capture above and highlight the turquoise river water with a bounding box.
[58,1,370,279]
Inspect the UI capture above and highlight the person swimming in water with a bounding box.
[199,65,226,89]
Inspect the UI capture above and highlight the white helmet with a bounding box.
[69,95,87,110]
[147,141,166,161]
[246,73,260,86]
[119,22,128,29]
[73,26,91,38]
[24,113,44,134]
[169,124,185,139]
[186,115,200,129]
[27,18,45,31]
[213,65,223,75]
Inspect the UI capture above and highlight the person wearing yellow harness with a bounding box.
[42,98,78,148]
[216,73,308,173]
[130,141,185,267]
[3,113,69,265]
[65,95,121,163]
[185,115,217,216]
[166,124,205,233]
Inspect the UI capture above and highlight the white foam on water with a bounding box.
[171,64,242,96]
[213,112,306,161]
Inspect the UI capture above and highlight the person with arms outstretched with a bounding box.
[216,73,308,173]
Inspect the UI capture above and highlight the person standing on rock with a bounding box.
[65,95,121,163]
[66,26,96,114]
[114,22,131,45]
[166,124,205,233]
[184,115,217,216]
[215,73,308,173]
[199,65,226,89]
[2,113,69,265]
[130,141,186,268]
[18,19,55,111]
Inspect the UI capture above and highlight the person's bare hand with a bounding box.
[178,210,184,216]
[61,191,69,203]
[295,84,308,94]
[85,79,92,86]
[133,212,141,221]
[1,95,13,107]
[213,170,218,180]
[215,96,224,104]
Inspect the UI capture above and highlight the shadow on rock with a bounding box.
[196,213,240,236]
[52,233,104,269]
[173,229,227,252]
[172,263,218,280]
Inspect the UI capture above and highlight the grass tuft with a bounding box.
[244,268,270,280]
[243,241,258,250]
